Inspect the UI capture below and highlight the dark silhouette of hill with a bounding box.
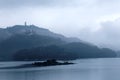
[0,34,65,60]
[14,43,116,61]
[0,24,117,61]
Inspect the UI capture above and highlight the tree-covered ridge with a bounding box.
[14,43,116,61]
[0,25,117,61]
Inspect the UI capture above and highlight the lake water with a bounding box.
[0,58,120,80]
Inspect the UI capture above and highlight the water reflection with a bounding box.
[0,58,120,80]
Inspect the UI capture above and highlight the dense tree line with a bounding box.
[14,43,117,61]
[0,25,117,61]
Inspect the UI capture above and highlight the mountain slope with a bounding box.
[0,25,117,61]
[14,43,116,61]
[0,34,65,60]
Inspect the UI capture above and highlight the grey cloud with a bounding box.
[100,21,120,39]
[0,0,54,8]
[0,0,120,9]
[79,18,120,50]
[0,0,80,9]
[96,0,120,5]
[1,0,120,51]
[98,20,120,50]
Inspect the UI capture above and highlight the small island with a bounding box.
[0,59,74,69]
[32,59,74,66]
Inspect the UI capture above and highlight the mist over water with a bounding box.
[0,0,120,80]
[0,58,120,80]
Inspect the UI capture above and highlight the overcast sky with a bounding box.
[0,0,120,50]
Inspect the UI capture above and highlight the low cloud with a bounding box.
[0,0,120,50]
[1,0,120,9]
[79,18,120,50]
[0,0,81,9]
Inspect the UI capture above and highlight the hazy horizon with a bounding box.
[0,0,120,50]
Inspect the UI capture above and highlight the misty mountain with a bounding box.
[0,25,117,61]
[14,43,116,61]
[0,25,81,43]
[0,25,64,40]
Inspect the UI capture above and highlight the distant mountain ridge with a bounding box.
[0,25,64,41]
[0,25,82,43]
[0,25,117,61]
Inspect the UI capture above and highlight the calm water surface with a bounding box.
[0,58,120,80]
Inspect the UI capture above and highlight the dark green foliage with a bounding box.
[14,45,78,61]
[0,25,117,61]
[0,34,64,60]
[14,43,117,61]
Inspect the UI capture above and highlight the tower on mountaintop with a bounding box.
[25,21,27,26]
